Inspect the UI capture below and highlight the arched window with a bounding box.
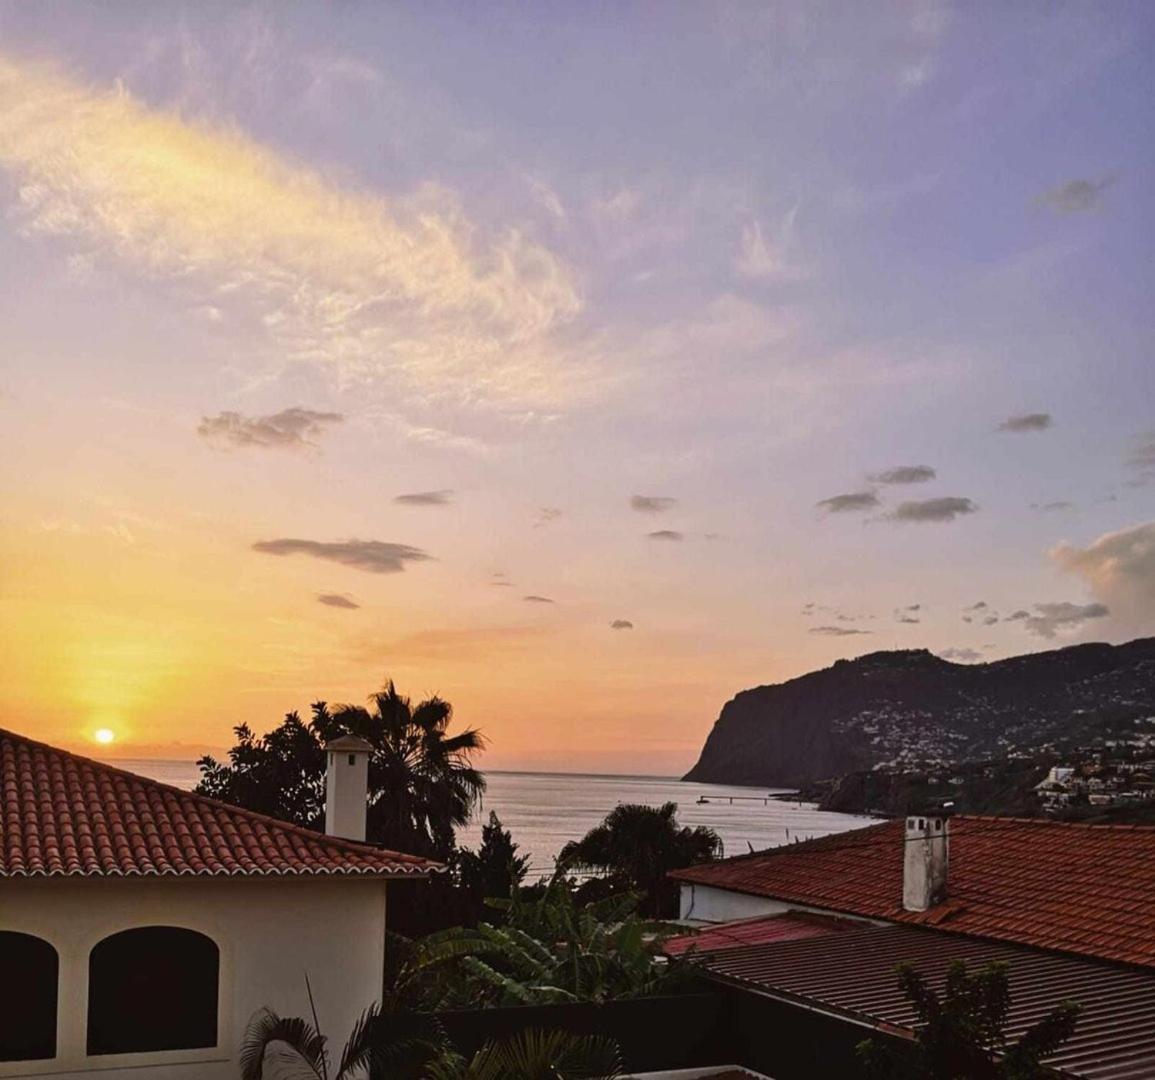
[87,926,219,1055]
[0,931,58,1061]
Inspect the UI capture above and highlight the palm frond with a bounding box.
[240,1008,327,1080]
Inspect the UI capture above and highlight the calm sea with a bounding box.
[113,760,872,873]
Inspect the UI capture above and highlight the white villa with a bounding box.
[0,728,439,1079]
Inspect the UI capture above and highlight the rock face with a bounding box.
[683,639,1155,787]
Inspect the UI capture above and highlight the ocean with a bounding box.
[113,760,873,873]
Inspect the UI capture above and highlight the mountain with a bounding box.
[683,638,1155,788]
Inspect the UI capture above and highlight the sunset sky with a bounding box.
[1,2,1153,774]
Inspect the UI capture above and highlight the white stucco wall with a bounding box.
[678,882,886,926]
[0,875,391,1079]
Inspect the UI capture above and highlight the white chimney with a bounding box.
[324,735,373,841]
[903,811,950,912]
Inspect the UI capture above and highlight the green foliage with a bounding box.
[454,812,531,917]
[197,681,485,858]
[557,802,722,916]
[423,877,681,1008]
[426,1028,623,1079]
[858,959,1080,1079]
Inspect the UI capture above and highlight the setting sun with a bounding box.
[93,728,115,746]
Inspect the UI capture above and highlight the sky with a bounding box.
[1,2,1153,774]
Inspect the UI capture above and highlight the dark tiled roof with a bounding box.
[664,910,857,957]
[671,816,1155,969]
[0,729,441,879]
[696,924,1155,1080]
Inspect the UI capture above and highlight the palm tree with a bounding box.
[557,802,722,916]
[322,682,485,858]
[197,681,485,860]
[240,1005,621,1080]
[427,1029,623,1079]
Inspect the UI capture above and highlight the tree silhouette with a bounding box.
[558,802,721,917]
[196,681,485,859]
[858,959,1080,1079]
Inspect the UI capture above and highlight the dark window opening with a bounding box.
[87,926,219,1055]
[348,753,355,766]
[0,931,58,1061]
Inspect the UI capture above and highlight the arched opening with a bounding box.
[0,931,58,1061]
[87,926,219,1055]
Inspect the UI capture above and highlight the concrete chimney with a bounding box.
[903,810,950,912]
[324,735,373,841]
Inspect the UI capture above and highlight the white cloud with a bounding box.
[0,55,583,410]
[1052,521,1155,628]
[736,206,801,280]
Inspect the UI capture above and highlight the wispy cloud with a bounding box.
[735,206,801,280]
[610,619,634,630]
[523,594,555,604]
[630,495,677,514]
[886,497,977,523]
[1127,432,1155,478]
[998,412,1053,433]
[939,647,982,662]
[817,491,880,514]
[394,490,454,506]
[1037,176,1116,214]
[869,465,936,485]
[0,56,583,409]
[809,625,871,637]
[647,529,684,541]
[1013,601,1110,639]
[317,593,360,609]
[1032,501,1074,512]
[198,407,343,450]
[252,538,430,574]
[535,507,563,528]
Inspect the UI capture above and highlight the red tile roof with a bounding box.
[697,924,1155,1080]
[671,816,1155,969]
[1,729,441,879]
[663,911,857,957]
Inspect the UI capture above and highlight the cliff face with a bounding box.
[682,639,1155,787]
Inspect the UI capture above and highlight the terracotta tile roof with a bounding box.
[696,924,1155,1080]
[663,911,857,957]
[671,816,1155,969]
[0,729,441,879]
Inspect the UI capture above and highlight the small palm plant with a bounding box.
[426,1028,623,1079]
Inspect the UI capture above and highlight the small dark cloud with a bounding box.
[887,497,977,523]
[491,581,514,587]
[647,529,684,541]
[1031,501,1074,513]
[317,593,360,609]
[252,538,430,574]
[523,595,555,604]
[939,647,983,663]
[869,465,936,485]
[1017,601,1110,639]
[906,604,921,612]
[610,619,634,630]
[1037,176,1116,214]
[998,413,1052,433]
[1006,610,1030,622]
[630,495,677,514]
[897,616,921,624]
[983,615,999,626]
[198,407,343,450]
[809,625,872,637]
[816,491,880,514]
[965,601,988,612]
[535,507,563,527]
[394,490,453,506]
